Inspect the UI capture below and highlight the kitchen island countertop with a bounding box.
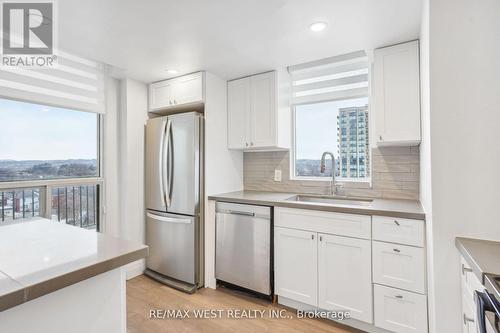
[0,218,148,312]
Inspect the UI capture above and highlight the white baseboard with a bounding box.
[125,259,145,280]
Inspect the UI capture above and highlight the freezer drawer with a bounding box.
[146,211,198,284]
[215,202,271,295]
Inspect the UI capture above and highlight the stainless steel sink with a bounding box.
[286,195,373,207]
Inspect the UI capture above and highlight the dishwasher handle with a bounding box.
[222,210,256,217]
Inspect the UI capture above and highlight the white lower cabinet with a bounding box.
[374,284,428,333]
[318,234,373,323]
[372,241,426,294]
[274,210,428,332]
[274,227,317,306]
[460,256,481,333]
[462,291,477,333]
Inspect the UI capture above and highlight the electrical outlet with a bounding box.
[274,169,282,182]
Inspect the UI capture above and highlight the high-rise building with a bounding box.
[337,105,370,178]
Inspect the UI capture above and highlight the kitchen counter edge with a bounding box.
[456,237,500,282]
[208,191,425,220]
[0,232,148,312]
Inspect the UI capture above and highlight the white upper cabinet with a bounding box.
[250,73,276,147]
[149,72,204,112]
[227,70,290,150]
[227,78,251,149]
[374,41,421,146]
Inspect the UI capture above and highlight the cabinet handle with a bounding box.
[379,135,383,141]
[169,100,173,105]
[395,295,403,299]
[250,142,254,146]
[174,99,177,104]
[393,248,401,253]
[394,220,400,226]
[462,263,473,275]
[319,236,323,242]
[463,314,475,324]
[311,234,314,240]
[245,142,249,147]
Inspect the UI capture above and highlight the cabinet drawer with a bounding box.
[462,289,477,333]
[460,256,483,302]
[374,284,428,333]
[373,241,426,294]
[275,207,371,239]
[373,216,425,247]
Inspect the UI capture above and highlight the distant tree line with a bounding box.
[27,162,96,177]
[0,161,97,181]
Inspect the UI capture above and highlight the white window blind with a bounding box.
[0,51,106,113]
[288,50,369,105]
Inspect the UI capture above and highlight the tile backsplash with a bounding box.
[244,146,420,200]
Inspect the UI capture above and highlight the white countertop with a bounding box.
[0,218,148,311]
[208,190,425,220]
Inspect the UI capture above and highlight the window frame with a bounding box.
[0,97,104,230]
[290,101,372,184]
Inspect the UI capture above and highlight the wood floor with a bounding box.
[127,275,362,333]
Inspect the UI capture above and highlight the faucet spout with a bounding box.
[320,152,337,196]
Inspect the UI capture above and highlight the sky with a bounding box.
[0,98,97,161]
[295,97,368,160]
[0,96,367,161]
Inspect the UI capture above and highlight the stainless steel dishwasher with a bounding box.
[215,202,271,296]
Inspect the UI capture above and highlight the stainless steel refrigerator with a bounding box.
[144,112,203,293]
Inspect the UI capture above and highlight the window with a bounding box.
[0,98,101,230]
[0,98,99,182]
[293,97,370,180]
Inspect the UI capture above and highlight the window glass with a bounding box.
[294,97,370,180]
[0,98,98,182]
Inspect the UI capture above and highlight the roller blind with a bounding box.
[288,50,369,105]
[0,51,106,113]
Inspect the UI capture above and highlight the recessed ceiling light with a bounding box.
[309,22,328,32]
[166,69,178,74]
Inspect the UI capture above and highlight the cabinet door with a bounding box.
[274,227,317,306]
[171,73,203,105]
[318,234,373,323]
[227,78,251,149]
[374,41,421,146]
[250,72,276,147]
[374,284,428,333]
[149,81,173,110]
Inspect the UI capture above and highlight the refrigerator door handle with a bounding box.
[158,120,167,207]
[147,212,192,224]
[163,119,172,208]
[168,122,174,206]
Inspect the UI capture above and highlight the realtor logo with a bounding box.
[1,0,57,67]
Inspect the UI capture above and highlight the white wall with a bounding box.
[418,1,436,332]
[204,72,244,197]
[204,72,244,288]
[103,77,121,238]
[426,0,500,331]
[117,78,148,279]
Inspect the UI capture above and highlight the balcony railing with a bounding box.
[0,188,41,221]
[0,179,101,231]
[51,185,99,229]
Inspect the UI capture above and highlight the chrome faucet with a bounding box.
[320,151,340,196]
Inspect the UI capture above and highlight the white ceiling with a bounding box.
[59,0,422,83]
